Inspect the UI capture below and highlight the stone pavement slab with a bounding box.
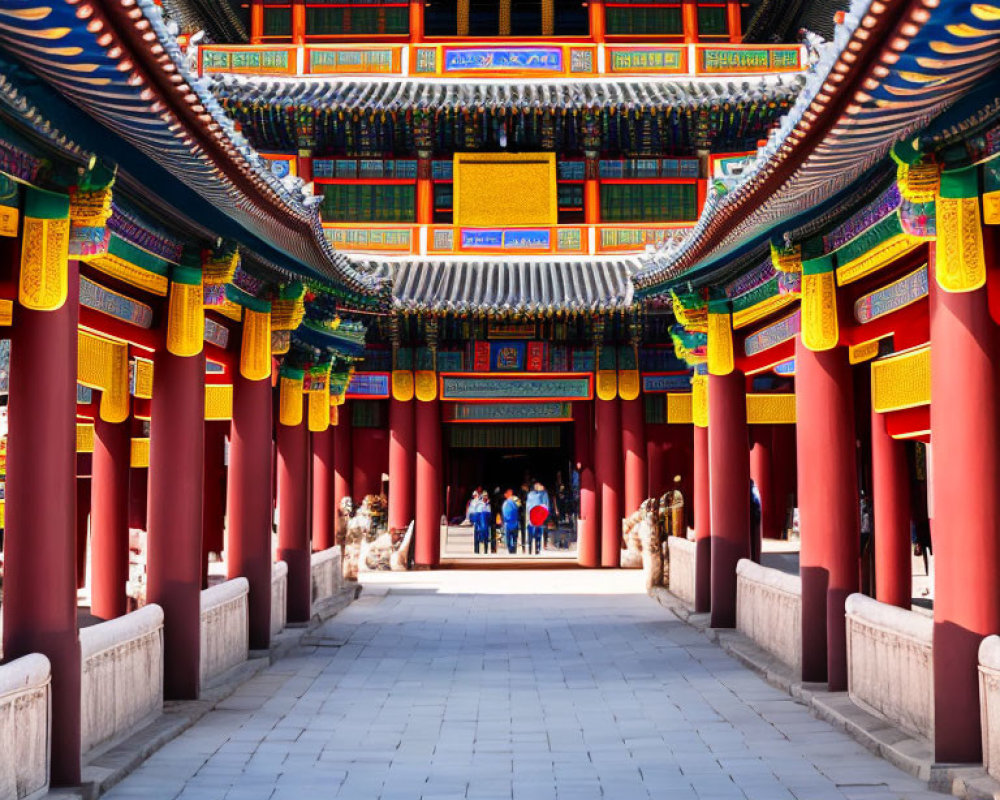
[103,570,945,800]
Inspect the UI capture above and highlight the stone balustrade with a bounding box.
[200,578,250,687]
[271,561,288,638]
[311,547,343,607]
[667,537,696,606]
[736,559,801,672]
[980,635,1000,779]
[79,605,164,760]
[845,594,933,741]
[0,653,50,800]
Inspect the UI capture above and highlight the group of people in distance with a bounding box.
[467,474,576,555]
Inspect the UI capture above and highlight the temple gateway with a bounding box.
[0,0,998,796]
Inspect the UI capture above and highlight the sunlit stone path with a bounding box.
[103,571,942,800]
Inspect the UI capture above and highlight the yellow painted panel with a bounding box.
[130,437,150,468]
[76,422,94,453]
[666,393,693,424]
[205,384,234,421]
[746,393,796,424]
[871,347,930,413]
[454,152,557,227]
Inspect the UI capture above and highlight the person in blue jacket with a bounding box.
[526,481,551,555]
[469,487,489,555]
[501,488,521,554]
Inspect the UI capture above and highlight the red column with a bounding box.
[4,257,82,784]
[389,396,415,530]
[201,421,227,588]
[417,158,433,225]
[871,410,911,609]
[595,396,622,568]
[574,402,599,567]
[333,409,353,520]
[621,397,648,516]
[795,340,858,689]
[227,369,274,650]
[76,474,91,590]
[312,427,335,551]
[589,0,605,41]
[708,372,749,627]
[91,413,131,619]
[277,419,311,623]
[727,1,742,42]
[931,275,1000,763]
[147,349,205,700]
[414,397,442,567]
[694,424,711,613]
[250,0,263,43]
[750,425,777,539]
[409,0,425,42]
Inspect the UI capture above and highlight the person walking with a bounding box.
[502,488,520,554]
[526,481,551,555]
[470,487,489,555]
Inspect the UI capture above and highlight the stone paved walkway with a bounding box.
[104,570,944,800]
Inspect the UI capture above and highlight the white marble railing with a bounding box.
[667,537,696,606]
[980,635,1000,779]
[311,548,343,607]
[271,561,288,638]
[200,579,249,687]
[736,559,802,672]
[846,594,933,741]
[0,653,50,800]
[79,606,164,760]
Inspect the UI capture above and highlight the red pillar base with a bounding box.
[708,371,749,628]
[277,421,311,623]
[595,397,622,568]
[91,415,131,620]
[228,370,274,650]
[147,349,205,700]
[414,398,442,568]
[693,424,711,614]
[795,341,858,689]
[931,274,1000,763]
[4,257,82,784]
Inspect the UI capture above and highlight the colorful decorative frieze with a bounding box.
[324,226,413,254]
[597,226,691,253]
[642,373,692,393]
[606,47,686,75]
[773,359,795,376]
[346,372,390,399]
[744,310,801,356]
[307,47,401,75]
[80,277,153,328]
[200,46,296,75]
[440,374,592,401]
[442,46,563,73]
[854,266,928,324]
[459,228,550,251]
[698,45,801,74]
[444,402,572,422]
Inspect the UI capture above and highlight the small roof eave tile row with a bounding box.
[635,0,1000,293]
[371,258,639,314]
[0,0,382,298]
[211,73,807,112]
